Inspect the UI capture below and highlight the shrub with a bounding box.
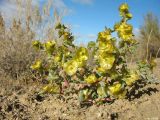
[31,3,156,105]
[139,13,160,59]
[0,0,58,81]
[0,15,36,79]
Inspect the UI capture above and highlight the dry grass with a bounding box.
[0,0,61,89]
[0,17,35,77]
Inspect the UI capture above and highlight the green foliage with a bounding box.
[137,59,159,83]
[31,3,156,105]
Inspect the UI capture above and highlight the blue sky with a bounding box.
[61,0,160,44]
[0,0,160,44]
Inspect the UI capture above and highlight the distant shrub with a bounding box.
[139,13,160,59]
[0,15,36,79]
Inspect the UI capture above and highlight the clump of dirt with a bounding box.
[0,83,160,120]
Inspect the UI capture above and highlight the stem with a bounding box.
[62,70,69,88]
[156,47,160,58]
[146,29,153,61]
[64,78,69,87]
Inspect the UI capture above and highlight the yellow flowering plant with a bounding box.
[31,3,157,105]
[31,23,76,94]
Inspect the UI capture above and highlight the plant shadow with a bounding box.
[127,80,159,101]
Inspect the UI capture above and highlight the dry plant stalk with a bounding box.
[146,29,153,61]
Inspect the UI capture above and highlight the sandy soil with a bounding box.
[0,59,160,120]
[0,82,160,120]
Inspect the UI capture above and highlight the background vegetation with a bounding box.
[130,13,160,61]
[0,0,59,89]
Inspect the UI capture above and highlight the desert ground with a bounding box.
[0,59,160,120]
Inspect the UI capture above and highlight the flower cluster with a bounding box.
[114,3,136,44]
[63,47,88,76]
[31,23,76,93]
[97,29,116,71]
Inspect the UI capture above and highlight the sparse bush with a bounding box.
[139,13,160,59]
[0,16,36,79]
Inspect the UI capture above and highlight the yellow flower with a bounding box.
[98,29,112,41]
[78,55,88,63]
[99,40,115,53]
[44,41,56,54]
[74,47,88,67]
[119,3,129,13]
[32,40,42,50]
[126,13,132,19]
[85,74,97,84]
[30,60,42,70]
[108,82,126,98]
[114,23,121,31]
[124,71,140,86]
[108,83,122,95]
[74,58,85,67]
[97,67,106,74]
[63,60,79,76]
[42,84,60,94]
[119,3,132,20]
[76,47,88,61]
[53,53,62,63]
[99,53,115,70]
[116,22,133,40]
